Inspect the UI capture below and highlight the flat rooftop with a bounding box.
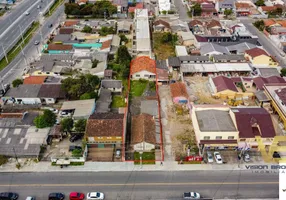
[61,99,95,119]
[196,109,237,132]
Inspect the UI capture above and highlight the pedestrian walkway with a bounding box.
[0,160,269,173]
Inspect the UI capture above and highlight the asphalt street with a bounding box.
[0,171,279,199]
[0,0,51,60]
[173,0,189,21]
[0,4,65,84]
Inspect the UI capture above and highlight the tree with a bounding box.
[82,25,92,33]
[99,26,115,36]
[91,0,117,18]
[0,155,8,166]
[12,79,23,88]
[80,92,97,100]
[161,32,173,43]
[253,20,265,31]
[34,110,56,128]
[64,3,80,15]
[255,0,265,6]
[161,10,167,15]
[119,34,128,44]
[74,119,87,133]
[72,149,82,157]
[116,45,131,67]
[281,68,286,76]
[61,118,74,133]
[192,3,202,16]
[224,9,233,17]
[92,59,99,68]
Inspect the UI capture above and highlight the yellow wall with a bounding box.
[245,53,277,66]
[214,90,253,100]
[88,136,122,143]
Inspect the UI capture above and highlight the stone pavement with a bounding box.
[0,160,269,173]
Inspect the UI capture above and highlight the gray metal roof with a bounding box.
[226,42,256,54]
[200,43,230,55]
[40,54,73,62]
[53,34,71,42]
[96,89,112,113]
[101,80,122,89]
[179,56,210,62]
[141,100,158,116]
[5,84,41,98]
[168,57,180,66]
[213,54,246,61]
[156,60,168,70]
[196,110,237,132]
[257,67,280,78]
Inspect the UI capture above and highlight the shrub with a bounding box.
[0,155,8,166]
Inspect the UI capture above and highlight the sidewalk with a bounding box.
[0,160,268,173]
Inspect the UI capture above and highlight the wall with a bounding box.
[14,97,41,105]
[131,70,156,80]
[134,142,155,151]
[43,98,56,104]
[88,136,122,143]
[252,55,271,66]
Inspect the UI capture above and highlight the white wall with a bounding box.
[134,142,155,151]
[131,70,156,80]
[14,98,41,105]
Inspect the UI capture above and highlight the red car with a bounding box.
[69,192,84,200]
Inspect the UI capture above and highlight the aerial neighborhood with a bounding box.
[0,0,286,199]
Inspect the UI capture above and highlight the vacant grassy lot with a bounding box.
[134,151,156,165]
[130,80,148,97]
[153,32,176,60]
[111,95,126,108]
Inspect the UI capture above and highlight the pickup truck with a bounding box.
[183,192,200,199]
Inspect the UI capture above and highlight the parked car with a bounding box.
[25,11,30,16]
[69,192,84,200]
[60,111,72,117]
[115,149,121,158]
[34,40,39,45]
[207,152,213,163]
[70,134,82,142]
[86,192,104,200]
[48,193,65,200]
[37,5,41,9]
[183,192,200,199]
[214,152,223,164]
[48,24,53,28]
[69,145,82,152]
[25,197,35,200]
[243,153,250,162]
[55,118,61,125]
[0,192,19,200]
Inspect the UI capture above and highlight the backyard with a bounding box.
[134,151,156,165]
[130,80,148,97]
[111,95,126,108]
[153,32,176,60]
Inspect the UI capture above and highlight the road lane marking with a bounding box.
[0,182,279,187]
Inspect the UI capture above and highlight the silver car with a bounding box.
[207,152,213,163]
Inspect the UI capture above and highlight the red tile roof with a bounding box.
[188,19,203,28]
[128,3,144,13]
[47,44,73,51]
[232,108,276,138]
[153,19,171,29]
[63,20,79,27]
[59,28,74,34]
[100,40,112,50]
[23,76,47,84]
[245,47,269,58]
[130,56,156,75]
[206,19,221,29]
[156,68,169,81]
[253,76,286,90]
[275,88,286,104]
[212,76,238,92]
[170,82,188,98]
[263,19,277,27]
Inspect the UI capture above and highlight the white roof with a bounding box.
[215,63,251,72]
[175,46,188,56]
[181,64,218,72]
[61,99,95,119]
[25,127,50,145]
[181,63,251,72]
[179,32,195,41]
[135,9,148,18]
[158,0,171,11]
[135,9,151,52]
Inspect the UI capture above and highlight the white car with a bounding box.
[214,151,223,164]
[25,11,30,16]
[87,192,104,200]
[183,192,200,199]
[207,152,213,163]
[34,40,39,45]
[244,153,250,162]
[26,197,35,200]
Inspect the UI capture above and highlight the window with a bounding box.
[136,75,140,77]
[216,136,222,140]
[240,138,246,141]
[203,136,210,140]
[228,136,235,139]
[46,72,50,74]
[107,137,112,139]
[144,74,149,77]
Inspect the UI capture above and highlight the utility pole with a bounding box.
[19,25,25,45]
[19,44,28,66]
[13,146,20,166]
[1,44,8,64]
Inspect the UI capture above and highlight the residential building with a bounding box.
[47,44,73,54]
[170,82,188,103]
[178,31,195,47]
[131,113,156,151]
[104,69,113,79]
[179,56,210,64]
[200,43,230,56]
[23,76,47,85]
[153,19,171,32]
[101,80,123,93]
[132,9,152,57]
[168,57,181,70]
[201,2,217,17]
[215,0,235,14]
[253,76,286,91]
[175,46,188,57]
[59,28,74,35]
[235,2,251,16]
[158,0,171,12]
[117,21,132,34]
[256,68,281,77]
[244,47,278,67]
[95,89,112,113]
[212,55,246,63]
[60,99,96,120]
[130,56,156,80]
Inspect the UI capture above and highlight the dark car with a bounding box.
[0,192,19,200]
[48,24,53,28]
[48,193,65,200]
[69,134,82,142]
[69,145,82,152]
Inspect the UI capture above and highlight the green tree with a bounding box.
[64,3,80,15]
[281,68,286,76]
[61,118,74,133]
[82,25,92,33]
[74,119,87,133]
[92,59,99,68]
[34,110,56,128]
[161,32,173,43]
[161,10,167,15]
[72,149,82,157]
[192,3,202,16]
[99,26,115,36]
[255,0,265,6]
[91,0,117,18]
[116,45,131,67]
[12,79,23,88]
[253,20,265,31]
[224,9,233,17]
[119,34,128,44]
[80,92,97,100]
[0,155,8,166]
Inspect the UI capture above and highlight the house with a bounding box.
[76,0,88,5]
[253,76,286,91]
[47,44,73,54]
[153,19,171,32]
[169,19,189,33]
[201,2,217,17]
[23,76,47,84]
[200,43,229,56]
[215,0,235,14]
[191,105,239,150]
[60,99,96,120]
[101,80,123,93]
[179,56,210,64]
[37,84,66,104]
[256,68,281,77]
[63,20,79,27]
[86,113,124,149]
[156,60,169,84]
[110,35,121,54]
[131,113,156,151]
[188,19,204,33]
[170,82,188,103]
[130,56,156,80]
[128,2,144,13]
[53,34,76,44]
[168,57,181,71]
[59,28,74,35]
[158,0,171,11]
[244,47,277,67]
[209,76,253,100]
[178,31,195,47]
[117,21,132,34]
[212,55,246,63]
[95,89,112,113]
[175,46,188,57]
[235,2,251,16]
[258,5,282,14]
[141,99,159,116]
[104,69,113,79]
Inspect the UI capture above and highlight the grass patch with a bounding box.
[149,81,156,91]
[153,32,176,60]
[134,152,156,165]
[44,0,65,17]
[112,95,126,108]
[0,21,40,71]
[130,79,148,97]
[0,10,5,17]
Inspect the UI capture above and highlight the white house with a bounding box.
[158,0,171,12]
[130,56,156,81]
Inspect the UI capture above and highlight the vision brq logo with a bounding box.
[245,164,286,174]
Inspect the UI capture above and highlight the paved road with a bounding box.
[240,19,286,67]
[0,171,279,199]
[0,4,65,84]
[0,0,51,60]
[173,0,190,21]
